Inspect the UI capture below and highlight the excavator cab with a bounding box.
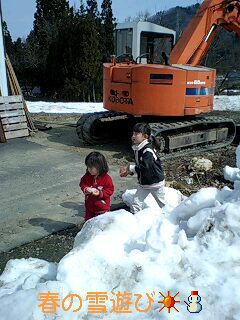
[114,21,176,64]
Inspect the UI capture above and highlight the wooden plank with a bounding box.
[7,68,16,95]
[0,95,22,104]
[5,129,29,139]
[3,122,28,132]
[6,55,36,131]
[0,117,7,143]
[0,109,26,118]
[6,56,22,94]
[0,103,24,111]
[1,116,26,125]
[23,100,36,131]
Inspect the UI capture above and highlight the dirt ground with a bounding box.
[0,110,239,273]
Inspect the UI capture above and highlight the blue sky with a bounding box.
[2,0,200,40]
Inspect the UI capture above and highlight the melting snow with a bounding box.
[26,95,240,114]
[0,145,240,319]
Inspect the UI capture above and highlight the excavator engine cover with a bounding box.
[103,63,215,117]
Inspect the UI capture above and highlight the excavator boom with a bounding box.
[170,0,240,65]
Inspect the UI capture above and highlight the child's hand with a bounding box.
[85,187,99,196]
[92,189,100,196]
[120,166,129,177]
[84,187,92,194]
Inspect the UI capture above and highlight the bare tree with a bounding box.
[134,10,151,22]
[125,10,151,23]
[124,16,132,22]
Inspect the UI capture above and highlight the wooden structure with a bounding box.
[0,57,36,143]
[0,95,29,139]
[0,115,6,142]
[6,55,35,131]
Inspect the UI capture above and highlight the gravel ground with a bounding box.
[0,226,81,274]
[0,110,238,273]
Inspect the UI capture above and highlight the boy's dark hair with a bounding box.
[133,122,161,151]
[85,152,109,175]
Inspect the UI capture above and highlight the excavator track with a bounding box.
[76,111,236,158]
[149,117,235,159]
[76,111,135,144]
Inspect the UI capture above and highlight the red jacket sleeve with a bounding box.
[98,175,114,200]
[79,173,90,193]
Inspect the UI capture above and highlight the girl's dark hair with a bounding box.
[133,122,161,151]
[133,123,151,137]
[85,152,109,175]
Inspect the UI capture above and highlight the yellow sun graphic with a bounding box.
[158,291,180,313]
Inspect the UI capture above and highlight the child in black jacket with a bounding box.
[120,123,165,213]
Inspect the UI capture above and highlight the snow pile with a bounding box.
[26,101,105,114]
[26,95,240,113]
[0,146,240,319]
[0,259,57,298]
[214,95,240,111]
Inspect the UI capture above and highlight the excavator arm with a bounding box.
[170,0,240,65]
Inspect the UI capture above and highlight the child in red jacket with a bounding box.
[80,152,114,221]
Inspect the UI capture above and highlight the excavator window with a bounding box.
[140,31,174,64]
[115,28,133,57]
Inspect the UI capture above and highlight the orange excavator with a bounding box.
[77,0,240,156]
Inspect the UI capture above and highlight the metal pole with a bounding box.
[0,0,9,96]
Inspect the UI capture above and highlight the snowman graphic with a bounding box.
[184,291,202,313]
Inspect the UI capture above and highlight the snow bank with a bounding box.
[0,258,57,298]
[26,101,105,114]
[214,95,240,111]
[0,146,240,320]
[26,95,240,114]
